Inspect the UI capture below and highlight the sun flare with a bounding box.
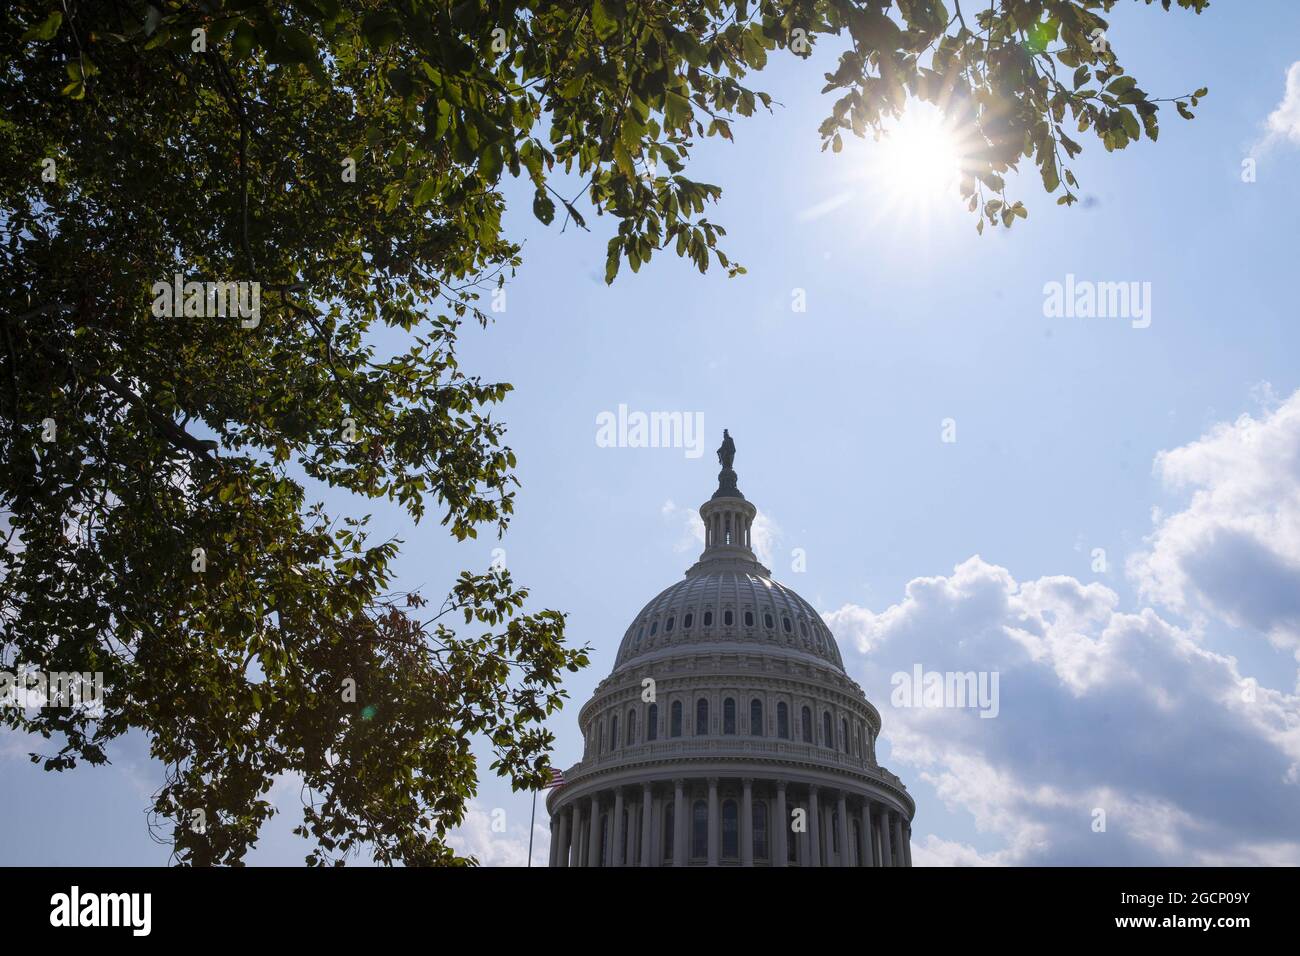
[866,105,967,208]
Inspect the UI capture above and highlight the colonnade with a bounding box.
[549,777,912,867]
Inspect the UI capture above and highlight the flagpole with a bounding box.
[527,787,537,867]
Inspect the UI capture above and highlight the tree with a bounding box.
[0,0,1207,865]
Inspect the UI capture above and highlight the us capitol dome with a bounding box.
[546,432,914,866]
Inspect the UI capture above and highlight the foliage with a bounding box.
[0,0,1206,864]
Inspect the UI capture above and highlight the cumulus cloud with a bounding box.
[825,557,1300,865]
[1128,388,1300,660]
[1255,61,1300,154]
[446,800,549,867]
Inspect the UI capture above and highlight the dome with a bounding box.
[544,430,913,868]
[614,567,846,672]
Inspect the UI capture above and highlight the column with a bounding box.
[807,785,821,867]
[879,806,893,868]
[673,779,686,867]
[587,794,601,867]
[612,788,625,866]
[548,813,560,867]
[860,800,874,867]
[556,807,570,868]
[569,804,581,867]
[640,784,653,867]
[892,812,905,868]
[741,779,754,867]
[822,799,834,865]
[774,782,788,867]
[628,801,639,866]
[707,777,719,866]
[903,823,913,868]
[836,791,849,868]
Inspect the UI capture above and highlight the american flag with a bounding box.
[543,768,566,789]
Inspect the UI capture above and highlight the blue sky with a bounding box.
[4,1,1300,865]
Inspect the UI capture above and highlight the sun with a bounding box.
[865,104,967,209]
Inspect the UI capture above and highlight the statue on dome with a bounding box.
[717,429,735,470]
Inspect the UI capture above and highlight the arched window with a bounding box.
[647,703,659,741]
[703,610,713,627]
[665,616,674,633]
[635,625,643,645]
[750,698,764,736]
[610,715,619,750]
[722,800,739,859]
[663,803,675,862]
[822,711,833,749]
[696,698,709,736]
[650,620,657,636]
[801,706,813,743]
[754,800,769,860]
[683,613,693,629]
[777,701,790,739]
[783,616,792,634]
[744,611,754,627]
[723,697,736,735]
[764,612,774,629]
[841,717,850,752]
[627,708,637,746]
[671,700,682,737]
[597,720,604,754]
[724,610,733,626]
[692,800,708,858]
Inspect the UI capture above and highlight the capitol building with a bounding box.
[546,433,914,866]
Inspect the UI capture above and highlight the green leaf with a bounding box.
[413,178,438,207]
[532,189,555,225]
[21,11,63,41]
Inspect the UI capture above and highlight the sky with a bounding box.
[4,1,1300,866]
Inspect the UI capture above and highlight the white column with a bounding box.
[640,785,653,867]
[903,822,913,867]
[673,779,686,867]
[807,786,821,867]
[774,782,788,867]
[879,806,893,867]
[548,813,560,867]
[612,789,625,866]
[861,801,875,867]
[822,799,834,865]
[587,794,601,867]
[707,778,719,866]
[891,812,905,868]
[741,779,754,866]
[551,806,566,868]
[568,804,581,867]
[836,791,849,868]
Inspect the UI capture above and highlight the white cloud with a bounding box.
[825,555,1300,865]
[1255,61,1300,154]
[446,800,549,867]
[1128,387,1300,661]
[750,511,780,566]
